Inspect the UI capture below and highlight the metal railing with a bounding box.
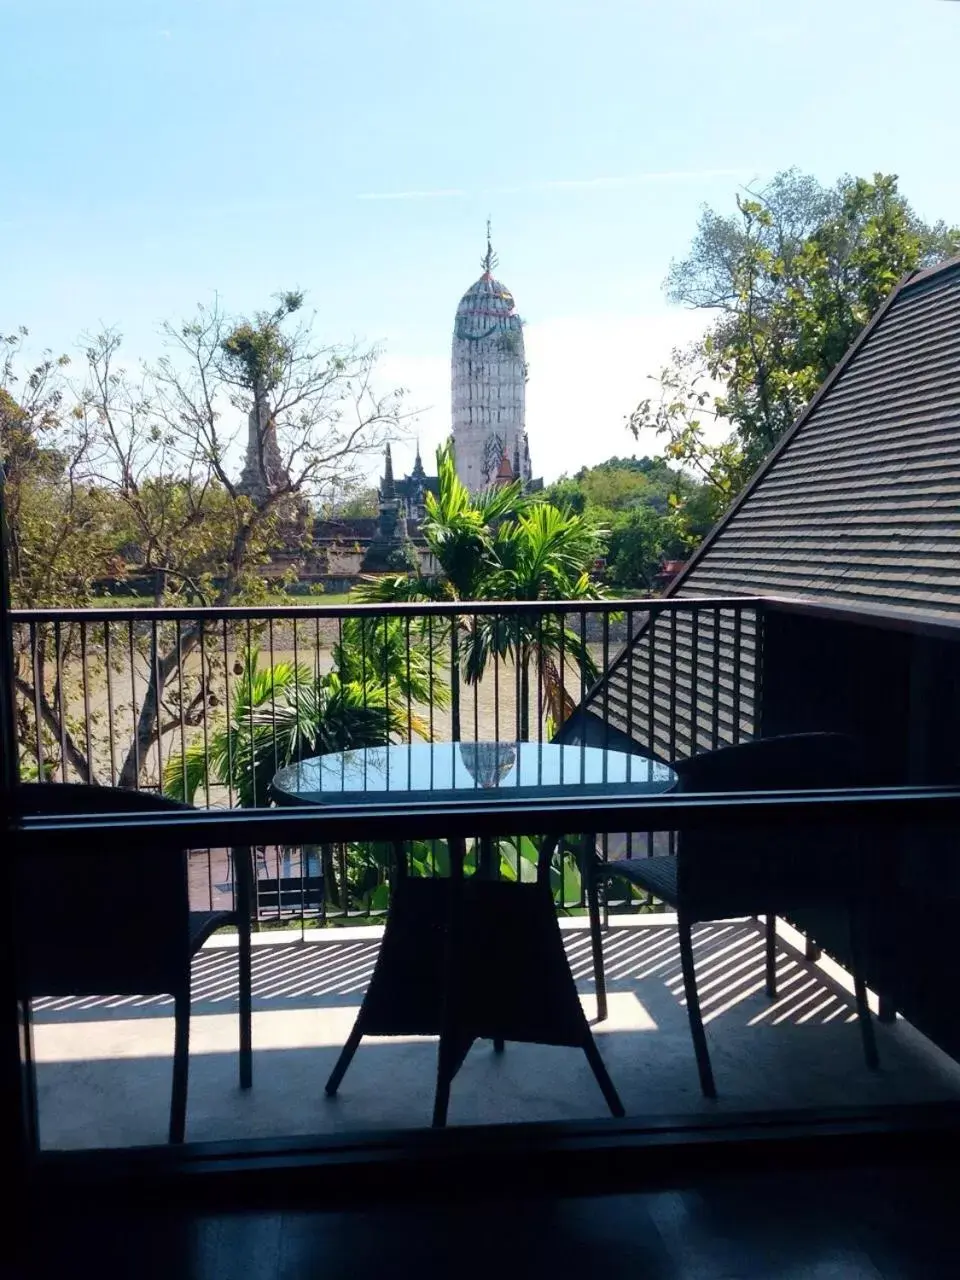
[10,596,763,923]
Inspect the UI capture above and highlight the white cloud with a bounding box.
[370,307,711,486]
[356,189,467,201]
[357,169,763,204]
[498,169,762,194]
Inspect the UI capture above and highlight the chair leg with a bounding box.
[238,913,252,1090]
[678,916,716,1099]
[587,866,609,1022]
[848,907,879,1071]
[20,997,40,1156]
[325,1022,364,1096]
[432,1035,456,1129]
[581,1034,625,1118]
[765,913,778,998]
[170,988,190,1144]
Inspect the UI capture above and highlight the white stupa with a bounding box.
[451,224,532,494]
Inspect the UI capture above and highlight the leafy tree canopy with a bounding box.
[2,295,406,788]
[540,455,704,588]
[630,169,960,533]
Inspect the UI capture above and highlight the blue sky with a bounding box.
[3,0,959,484]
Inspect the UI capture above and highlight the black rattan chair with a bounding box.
[14,782,253,1143]
[587,733,881,1098]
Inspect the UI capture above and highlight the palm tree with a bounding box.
[358,444,605,740]
[162,647,420,808]
[461,501,605,739]
[356,444,529,735]
[331,615,449,724]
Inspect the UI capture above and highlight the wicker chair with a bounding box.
[586,733,881,1098]
[14,783,253,1143]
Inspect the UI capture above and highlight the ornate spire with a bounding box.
[381,443,396,500]
[512,438,521,480]
[481,218,498,277]
[411,438,426,480]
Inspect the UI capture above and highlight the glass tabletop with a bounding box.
[272,741,676,806]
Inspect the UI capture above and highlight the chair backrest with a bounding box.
[14,783,194,998]
[672,733,876,917]
[553,707,666,760]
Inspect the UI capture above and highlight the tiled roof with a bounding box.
[672,257,960,617]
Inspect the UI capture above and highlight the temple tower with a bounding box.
[361,443,413,572]
[237,377,286,501]
[451,224,531,494]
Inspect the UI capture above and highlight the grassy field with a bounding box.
[90,589,362,608]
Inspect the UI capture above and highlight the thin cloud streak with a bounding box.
[357,168,763,201]
[357,189,467,201]
[502,168,762,192]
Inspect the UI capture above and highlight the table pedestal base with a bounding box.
[325,874,624,1126]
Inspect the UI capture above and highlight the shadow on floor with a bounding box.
[31,921,960,1149]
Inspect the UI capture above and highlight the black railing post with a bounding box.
[450,622,461,742]
[7,596,774,928]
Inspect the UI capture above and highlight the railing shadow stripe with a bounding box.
[30,919,869,1030]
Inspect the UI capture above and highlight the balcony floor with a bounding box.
[31,916,960,1149]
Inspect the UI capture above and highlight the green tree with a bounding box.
[605,506,670,591]
[331,615,450,718]
[322,487,379,519]
[539,474,586,515]
[162,640,440,911]
[631,170,960,539]
[161,647,412,808]
[163,614,448,807]
[358,444,603,739]
[541,455,705,587]
[5,297,406,788]
[461,501,604,738]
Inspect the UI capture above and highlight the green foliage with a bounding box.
[344,832,582,914]
[632,171,960,538]
[542,455,688,517]
[332,615,449,719]
[323,487,379,519]
[539,474,586,514]
[218,291,304,393]
[605,505,670,590]
[162,640,432,808]
[541,455,702,588]
[358,444,605,737]
[628,352,750,536]
[5,295,404,787]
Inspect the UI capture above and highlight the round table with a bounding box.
[271,739,676,806]
[272,740,676,1127]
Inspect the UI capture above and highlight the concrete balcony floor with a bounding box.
[31,916,960,1149]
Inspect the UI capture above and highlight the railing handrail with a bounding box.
[8,596,767,624]
[762,595,960,642]
[10,784,960,851]
[12,593,960,642]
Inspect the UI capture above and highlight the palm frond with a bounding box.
[162,739,211,804]
[353,573,444,603]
